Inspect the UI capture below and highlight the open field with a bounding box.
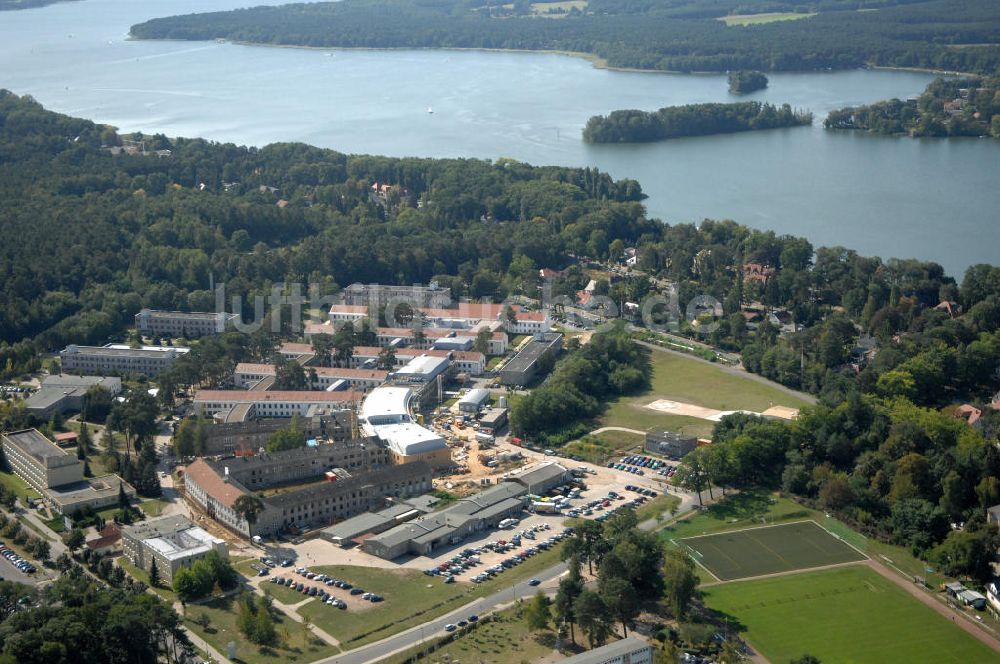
[600,350,808,434]
[704,566,1000,664]
[184,595,338,664]
[378,604,556,664]
[679,521,866,581]
[561,429,646,464]
[719,11,815,26]
[294,543,565,648]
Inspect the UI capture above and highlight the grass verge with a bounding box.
[704,565,998,663]
[183,595,338,664]
[377,603,557,664]
[298,543,566,648]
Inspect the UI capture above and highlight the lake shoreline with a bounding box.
[132,37,979,78]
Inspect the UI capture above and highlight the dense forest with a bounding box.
[0,91,648,379]
[511,323,650,442]
[674,396,1000,582]
[0,0,78,9]
[728,70,768,94]
[825,75,1000,137]
[583,102,812,143]
[0,571,187,662]
[130,0,1000,74]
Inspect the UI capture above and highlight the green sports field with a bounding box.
[679,521,866,581]
[704,566,1000,664]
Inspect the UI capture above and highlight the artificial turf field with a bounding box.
[703,566,1000,664]
[678,520,867,581]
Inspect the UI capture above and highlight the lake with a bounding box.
[1,0,998,276]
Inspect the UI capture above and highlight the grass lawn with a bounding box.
[120,558,177,602]
[184,595,338,664]
[599,350,807,434]
[299,543,566,648]
[634,493,682,523]
[138,498,168,517]
[378,604,557,664]
[562,429,646,464]
[0,471,41,501]
[263,579,318,607]
[719,11,816,25]
[43,515,66,533]
[704,566,1000,664]
[17,515,57,542]
[679,521,866,581]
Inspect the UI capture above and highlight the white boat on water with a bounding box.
[427,107,434,114]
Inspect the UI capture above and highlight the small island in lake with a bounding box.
[583,101,813,143]
[729,70,768,94]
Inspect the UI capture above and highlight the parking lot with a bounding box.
[0,541,38,585]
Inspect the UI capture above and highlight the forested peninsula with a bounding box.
[129,0,1000,75]
[583,102,813,143]
[825,75,1000,138]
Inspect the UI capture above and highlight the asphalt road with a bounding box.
[317,502,696,664]
[319,561,569,664]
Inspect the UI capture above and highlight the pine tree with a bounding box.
[118,482,129,509]
[78,422,91,454]
[149,559,160,587]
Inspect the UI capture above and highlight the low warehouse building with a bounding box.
[23,375,121,419]
[320,501,431,546]
[503,461,570,495]
[457,388,490,414]
[645,431,698,459]
[499,333,563,386]
[477,408,508,435]
[363,483,527,559]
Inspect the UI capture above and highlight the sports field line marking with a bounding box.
[809,519,870,561]
[746,529,792,568]
[673,538,721,582]
[678,519,818,541]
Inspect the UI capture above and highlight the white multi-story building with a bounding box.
[0,429,136,514]
[560,637,653,664]
[193,390,362,419]
[121,515,228,584]
[327,304,371,326]
[60,344,189,377]
[234,363,387,391]
[341,282,452,309]
[135,309,238,339]
[0,429,83,493]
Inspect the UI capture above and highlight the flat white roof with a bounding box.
[361,386,413,423]
[374,422,447,456]
[144,525,223,561]
[394,354,450,376]
[106,344,191,353]
[458,388,490,406]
